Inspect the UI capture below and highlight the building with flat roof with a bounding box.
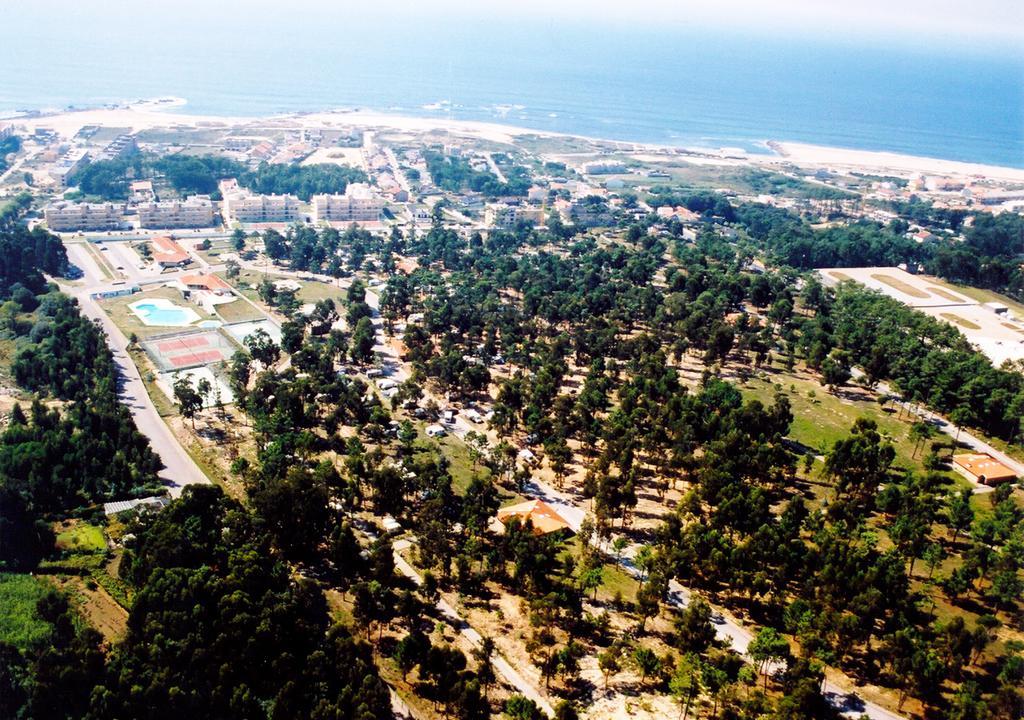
[98,134,137,162]
[952,453,1018,486]
[44,200,126,231]
[0,122,13,140]
[138,196,215,229]
[484,203,545,229]
[221,180,302,223]
[149,236,190,267]
[49,148,90,187]
[130,180,155,203]
[310,183,384,223]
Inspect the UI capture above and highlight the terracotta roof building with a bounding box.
[150,236,190,267]
[952,453,1018,486]
[496,499,571,535]
[180,273,232,295]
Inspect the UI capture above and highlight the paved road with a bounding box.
[74,289,211,496]
[61,239,211,497]
[852,370,1024,489]
[368,320,904,719]
[516,474,904,720]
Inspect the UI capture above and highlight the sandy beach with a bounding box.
[14,104,1024,182]
[761,141,1024,183]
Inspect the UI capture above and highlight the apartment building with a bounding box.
[484,203,545,229]
[310,183,384,223]
[49,148,90,187]
[221,181,302,223]
[97,134,137,162]
[138,196,216,229]
[44,200,126,231]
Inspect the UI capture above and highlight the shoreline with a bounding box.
[13,102,1024,183]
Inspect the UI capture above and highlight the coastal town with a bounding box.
[1,102,1023,720]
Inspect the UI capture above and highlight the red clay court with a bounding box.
[141,330,236,371]
[156,335,211,353]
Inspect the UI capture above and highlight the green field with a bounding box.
[740,371,965,487]
[0,573,52,650]
[925,275,1024,320]
[221,267,352,308]
[213,297,266,323]
[55,523,107,553]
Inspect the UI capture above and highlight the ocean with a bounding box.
[2,3,1022,168]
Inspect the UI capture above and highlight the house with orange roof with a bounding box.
[180,273,232,296]
[496,499,571,535]
[952,453,1018,486]
[150,236,190,268]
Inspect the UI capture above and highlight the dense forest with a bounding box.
[0,223,162,573]
[0,218,394,717]
[721,195,1024,304]
[221,202,1023,717]
[2,486,394,719]
[71,153,368,200]
[0,134,22,174]
[424,150,531,196]
[0,222,67,298]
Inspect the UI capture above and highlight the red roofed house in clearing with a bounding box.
[180,273,232,296]
[496,499,571,535]
[952,453,1018,486]
[150,236,190,268]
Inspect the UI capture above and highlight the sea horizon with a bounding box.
[2,9,1022,168]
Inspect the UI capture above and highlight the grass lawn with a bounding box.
[100,285,210,340]
[411,427,492,496]
[214,297,265,323]
[925,274,1024,319]
[0,336,20,378]
[127,347,178,417]
[562,537,640,603]
[739,369,965,487]
[55,522,106,553]
[939,312,982,330]
[0,573,52,650]
[220,267,350,310]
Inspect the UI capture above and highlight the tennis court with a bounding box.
[140,330,238,372]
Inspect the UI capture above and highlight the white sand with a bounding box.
[761,141,1024,182]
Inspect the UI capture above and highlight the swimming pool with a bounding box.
[129,298,201,327]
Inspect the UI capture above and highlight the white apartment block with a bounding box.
[138,196,216,229]
[222,188,302,223]
[310,183,384,223]
[44,201,126,231]
[49,149,90,187]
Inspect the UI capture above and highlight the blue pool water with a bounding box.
[132,302,196,327]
